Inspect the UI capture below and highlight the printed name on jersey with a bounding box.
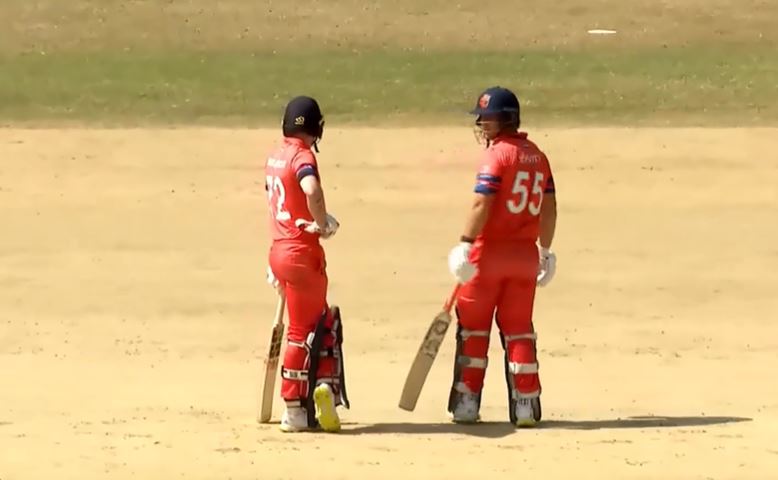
[521,153,542,165]
[267,157,287,169]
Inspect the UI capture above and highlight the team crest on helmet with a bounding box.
[479,94,491,108]
[295,116,305,125]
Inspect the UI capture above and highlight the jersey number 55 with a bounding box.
[507,171,545,216]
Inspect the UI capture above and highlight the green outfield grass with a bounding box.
[1,0,776,126]
[1,47,776,126]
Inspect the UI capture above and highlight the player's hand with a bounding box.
[320,213,340,239]
[266,266,282,294]
[295,213,340,239]
[537,247,556,287]
[448,242,476,283]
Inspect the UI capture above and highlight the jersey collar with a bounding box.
[283,136,310,149]
[493,131,528,143]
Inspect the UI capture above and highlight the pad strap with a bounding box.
[281,368,309,380]
[503,333,537,341]
[511,388,541,400]
[508,362,539,374]
[457,355,488,369]
[453,381,474,394]
[460,328,490,339]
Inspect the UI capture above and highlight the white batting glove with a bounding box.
[266,266,283,293]
[537,247,556,287]
[321,214,340,238]
[295,213,340,239]
[448,242,476,284]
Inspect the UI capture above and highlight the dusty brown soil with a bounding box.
[1,128,777,479]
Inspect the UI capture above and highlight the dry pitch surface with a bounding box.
[1,127,777,479]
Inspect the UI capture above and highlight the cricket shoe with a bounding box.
[279,406,311,433]
[514,398,541,428]
[313,383,341,433]
[450,393,481,424]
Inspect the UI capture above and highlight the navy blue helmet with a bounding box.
[282,96,325,140]
[470,86,521,128]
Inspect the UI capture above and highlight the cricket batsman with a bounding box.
[446,86,557,427]
[264,95,349,433]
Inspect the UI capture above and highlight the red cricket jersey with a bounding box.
[473,132,555,245]
[265,137,320,244]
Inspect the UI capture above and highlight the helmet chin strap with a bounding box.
[313,122,324,152]
[472,124,488,147]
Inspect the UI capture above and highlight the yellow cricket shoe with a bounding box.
[313,383,341,433]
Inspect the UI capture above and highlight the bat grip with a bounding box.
[273,292,286,326]
[443,284,461,313]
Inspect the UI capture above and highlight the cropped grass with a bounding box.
[1,46,776,126]
[2,0,776,126]
[4,0,776,54]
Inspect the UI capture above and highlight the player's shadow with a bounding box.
[342,420,516,439]
[537,415,751,430]
[342,415,751,438]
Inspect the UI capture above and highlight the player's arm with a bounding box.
[460,193,495,242]
[448,168,500,283]
[299,174,328,229]
[538,192,556,248]
[292,152,330,229]
[460,169,501,241]
[536,172,557,287]
[297,159,340,239]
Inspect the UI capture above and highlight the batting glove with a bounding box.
[266,266,282,293]
[448,242,476,284]
[536,247,556,287]
[321,213,340,239]
[295,213,340,239]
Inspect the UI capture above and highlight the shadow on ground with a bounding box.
[539,415,752,430]
[342,415,752,438]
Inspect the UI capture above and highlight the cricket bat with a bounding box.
[398,285,461,411]
[258,292,286,423]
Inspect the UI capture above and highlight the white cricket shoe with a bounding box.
[279,406,309,433]
[450,393,481,424]
[514,398,540,428]
[313,383,341,433]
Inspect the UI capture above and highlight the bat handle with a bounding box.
[443,284,461,313]
[273,292,286,326]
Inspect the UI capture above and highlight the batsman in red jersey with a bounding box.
[264,96,347,433]
[447,86,558,427]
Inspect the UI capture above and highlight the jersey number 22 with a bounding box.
[266,175,291,221]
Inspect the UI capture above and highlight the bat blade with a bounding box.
[258,294,286,424]
[398,286,460,412]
